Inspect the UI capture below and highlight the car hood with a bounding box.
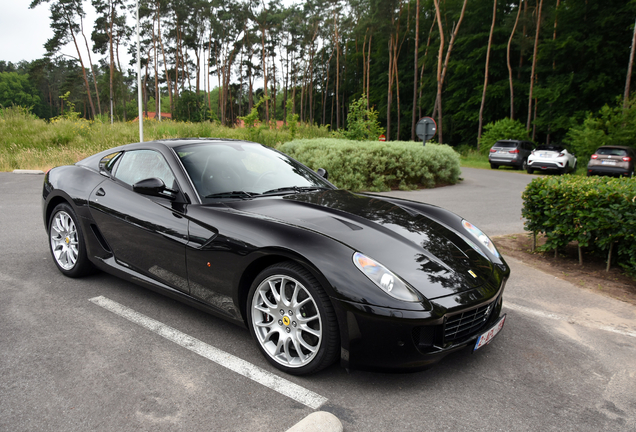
[223,190,494,300]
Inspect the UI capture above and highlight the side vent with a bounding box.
[90,224,112,253]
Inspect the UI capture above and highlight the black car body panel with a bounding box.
[42,139,509,371]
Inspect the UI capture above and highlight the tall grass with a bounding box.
[0,106,330,171]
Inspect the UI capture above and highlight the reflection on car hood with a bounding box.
[225,190,494,300]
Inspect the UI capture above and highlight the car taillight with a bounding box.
[509,149,519,154]
[623,156,632,162]
[558,152,565,157]
[591,154,598,159]
[489,148,497,152]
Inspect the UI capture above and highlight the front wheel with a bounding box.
[247,262,339,375]
[48,203,95,277]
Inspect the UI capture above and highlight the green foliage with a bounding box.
[55,92,81,121]
[174,90,211,122]
[0,72,41,110]
[279,138,461,192]
[565,98,636,162]
[478,118,529,154]
[285,99,299,140]
[337,94,385,141]
[522,176,636,275]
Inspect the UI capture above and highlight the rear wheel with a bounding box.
[490,163,499,169]
[527,167,534,174]
[520,159,528,171]
[48,203,94,277]
[560,162,570,175]
[247,262,339,375]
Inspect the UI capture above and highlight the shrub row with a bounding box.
[279,138,461,192]
[521,176,636,274]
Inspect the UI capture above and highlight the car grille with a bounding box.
[444,301,495,343]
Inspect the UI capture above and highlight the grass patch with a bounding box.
[0,106,330,172]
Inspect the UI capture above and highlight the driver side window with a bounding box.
[114,150,177,190]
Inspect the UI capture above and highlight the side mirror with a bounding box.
[133,177,177,200]
[316,168,329,180]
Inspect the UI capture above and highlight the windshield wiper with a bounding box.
[205,191,259,199]
[261,186,330,195]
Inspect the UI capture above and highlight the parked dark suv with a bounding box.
[488,140,534,170]
[587,146,635,178]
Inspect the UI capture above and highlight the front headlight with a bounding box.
[353,252,420,302]
[462,219,500,258]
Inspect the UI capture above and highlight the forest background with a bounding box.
[1,0,636,153]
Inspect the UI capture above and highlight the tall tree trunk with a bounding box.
[508,0,522,120]
[80,15,101,116]
[432,0,445,143]
[519,0,528,79]
[387,36,393,141]
[624,16,636,111]
[419,18,437,119]
[411,0,420,141]
[334,10,340,130]
[527,0,544,131]
[156,3,173,114]
[108,0,115,123]
[61,5,96,118]
[433,0,467,119]
[367,33,372,112]
[478,0,497,143]
[261,27,269,122]
[153,16,159,117]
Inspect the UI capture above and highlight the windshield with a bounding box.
[597,148,627,156]
[493,141,518,148]
[175,142,333,202]
[536,145,564,152]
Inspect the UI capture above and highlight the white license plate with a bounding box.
[474,314,506,351]
[497,150,508,154]
[540,153,552,158]
[601,160,616,165]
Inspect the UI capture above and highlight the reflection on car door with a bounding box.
[88,149,190,292]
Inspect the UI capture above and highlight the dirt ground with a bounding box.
[493,233,636,306]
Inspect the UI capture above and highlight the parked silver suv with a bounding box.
[488,140,534,170]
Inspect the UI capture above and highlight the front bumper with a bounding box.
[331,284,506,371]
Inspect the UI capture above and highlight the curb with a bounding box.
[13,169,44,175]
[286,412,343,432]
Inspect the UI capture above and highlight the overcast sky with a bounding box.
[1,1,101,64]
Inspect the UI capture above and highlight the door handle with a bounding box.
[96,188,105,196]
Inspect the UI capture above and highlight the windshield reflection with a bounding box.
[176,142,333,202]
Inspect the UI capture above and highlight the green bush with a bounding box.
[478,118,529,154]
[565,98,636,163]
[335,94,384,141]
[279,138,461,192]
[522,176,636,275]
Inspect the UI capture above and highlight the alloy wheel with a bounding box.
[250,274,323,368]
[50,210,79,270]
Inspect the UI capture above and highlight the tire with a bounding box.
[520,159,528,171]
[247,262,339,375]
[48,203,94,278]
[560,162,569,175]
[526,167,534,174]
[490,163,499,169]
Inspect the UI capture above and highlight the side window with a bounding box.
[99,152,122,174]
[113,150,177,190]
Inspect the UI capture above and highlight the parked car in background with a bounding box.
[488,140,534,170]
[526,144,577,175]
[586,146,635,178]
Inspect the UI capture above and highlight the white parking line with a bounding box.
[89,295,328,409]
[505,302,636,338]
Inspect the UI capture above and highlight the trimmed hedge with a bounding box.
[279,138,461,192]
[521,176,636,274]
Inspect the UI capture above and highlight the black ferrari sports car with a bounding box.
[43,138,509,375]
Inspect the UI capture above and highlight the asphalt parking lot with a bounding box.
[1,169,635,431]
